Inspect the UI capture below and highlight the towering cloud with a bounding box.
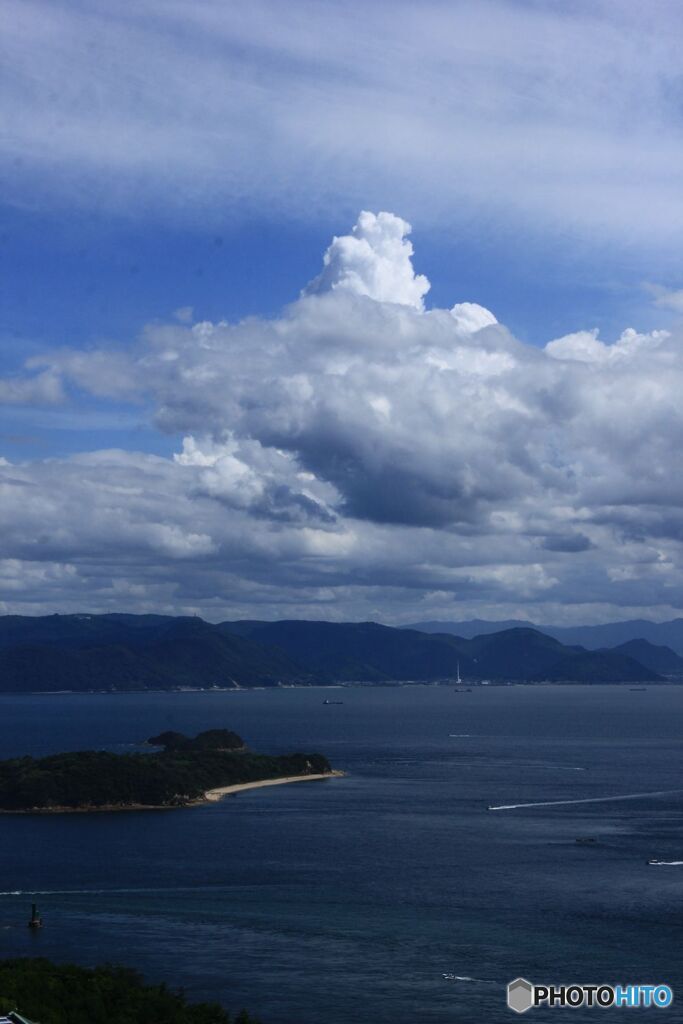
[305,211,430,310]
[1,212,682,623]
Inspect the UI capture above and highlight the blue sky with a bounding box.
[2,201,668,361]
[1,0,683,623]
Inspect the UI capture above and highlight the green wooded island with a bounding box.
[0,729,336,812]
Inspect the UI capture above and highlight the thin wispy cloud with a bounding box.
[3,0,683,248]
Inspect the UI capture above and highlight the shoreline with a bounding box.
[0,770,345,815]
[5,679,677,697]
[201,769,345,803]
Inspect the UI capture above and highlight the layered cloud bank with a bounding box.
[4,0,683,251]
[1,212,682,621]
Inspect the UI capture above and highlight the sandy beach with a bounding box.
[203,769,345,802]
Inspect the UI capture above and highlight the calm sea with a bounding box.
[1,685,682,1023]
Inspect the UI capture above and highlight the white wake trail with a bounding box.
[488,789,683,811]
[0,885,225,897]
[454,761,585,771]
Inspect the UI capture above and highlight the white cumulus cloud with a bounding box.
[1,211,683,623]
[450,302,498,335]
[305,211,430,310]
[546,327,669,363]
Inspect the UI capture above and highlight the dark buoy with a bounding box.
[27,903,42,930]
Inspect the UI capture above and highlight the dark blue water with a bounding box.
[1,685,682,1022]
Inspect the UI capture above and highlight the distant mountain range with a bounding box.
[407,618,683,655]
[0,613,680,692]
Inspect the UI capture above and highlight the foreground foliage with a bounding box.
[0,958,260,1024]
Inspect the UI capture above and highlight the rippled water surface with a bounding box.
[1,685,682,1022]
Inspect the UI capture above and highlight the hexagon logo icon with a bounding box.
[507,977,534,1014]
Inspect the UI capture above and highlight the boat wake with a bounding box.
[0,884,234,897]
[442,974,490,983]
[454,761,585,771]
[647,860,683,866]
[488,789,683,811]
